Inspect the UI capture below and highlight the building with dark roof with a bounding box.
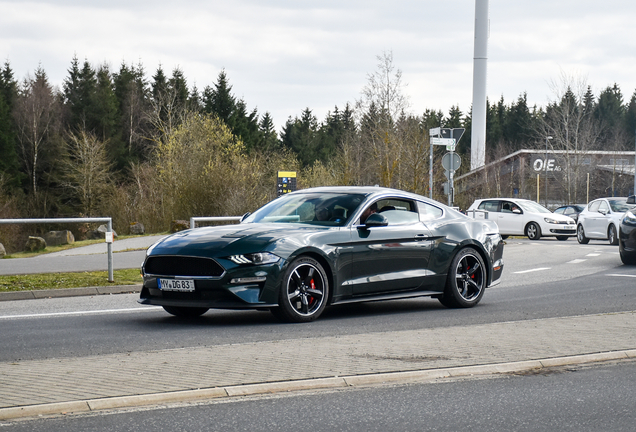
[454,149,635,210]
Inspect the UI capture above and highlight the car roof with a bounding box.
[290,186,438,204]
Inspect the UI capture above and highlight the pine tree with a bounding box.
[0,61,20,188]
[257,112,280,152]
[203,70,236,123]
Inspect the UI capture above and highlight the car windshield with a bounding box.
[608,199,636,212]
[243,192,367,226]
[518,200,552,214]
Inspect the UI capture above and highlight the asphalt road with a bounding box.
[0,238,634,363]
[0,237,635,429]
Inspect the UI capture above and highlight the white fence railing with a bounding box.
[0,217,115,282]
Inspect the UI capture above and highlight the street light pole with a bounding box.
[545,136,553,207]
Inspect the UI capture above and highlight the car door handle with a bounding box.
[415,234,429,240]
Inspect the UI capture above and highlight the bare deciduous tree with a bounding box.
[13,67,60,195]
[62,129,114,216]
[538,72,600,204]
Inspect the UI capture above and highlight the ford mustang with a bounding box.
[139,186,504,322]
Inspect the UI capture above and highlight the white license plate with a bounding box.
[158,278,195,292]
[563,225,575,230]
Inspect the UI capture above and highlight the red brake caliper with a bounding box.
[309,279,316,304]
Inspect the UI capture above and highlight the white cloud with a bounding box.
[2,0,636,131]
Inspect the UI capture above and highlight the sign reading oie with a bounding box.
[533,158,562,172]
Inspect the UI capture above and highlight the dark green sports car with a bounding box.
[139,186,504,322]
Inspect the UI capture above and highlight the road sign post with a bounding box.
[430,128,464,202]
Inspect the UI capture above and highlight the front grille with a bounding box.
[144,256,224,277]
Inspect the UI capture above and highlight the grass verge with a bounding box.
[0,268,142,292]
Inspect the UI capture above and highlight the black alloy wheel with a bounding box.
[162,306,209,318]
[526,222,541,240]
[439,248,486,308]
[577,224,589,244]
[273,256,329,323]
[608,224,618,245]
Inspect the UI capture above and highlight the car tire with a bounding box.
[577,224,589,244]
[162,306,209,318]
[556,236,569,241]
[438,248,486,308]
[273,256,329,323]
[608,224,618,245]
[525,222,541,240]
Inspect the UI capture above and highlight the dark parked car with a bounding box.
[139,186,505,322]
[619,195,636,265]
[553,204,586,223]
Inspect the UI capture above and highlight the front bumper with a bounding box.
[138,256,284,309]
[487,233,505,287]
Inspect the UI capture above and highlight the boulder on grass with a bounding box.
[25,236,47,252]
[86,225,118,240]
[170,220,190,233]
[43,230,75,246]
[129,222,145,235]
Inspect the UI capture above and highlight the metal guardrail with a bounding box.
[189,216,242,229]
[0,217,114,282]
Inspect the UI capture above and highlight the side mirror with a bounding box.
[363,213,389,228]
[598,209,607,215]
[512,209,522,214]
[628,195,635,204]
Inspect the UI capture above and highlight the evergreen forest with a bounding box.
[1,52,636,252]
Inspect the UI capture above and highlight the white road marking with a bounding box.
[605,274,636,278]
[586,253,601,257]
[568,259,587,264]
[514,267,551,274]
[0,307,160,320]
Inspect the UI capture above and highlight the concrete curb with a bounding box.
[0,285,141,302]
[2,349,634,421]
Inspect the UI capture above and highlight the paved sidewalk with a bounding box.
[1,311,635,420]
[0,235,165,276]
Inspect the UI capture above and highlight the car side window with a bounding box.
[588,201,600,212]
[598,201,609,213]
[417,201,443,221]
[478,200,500,212]
[373,198,420,225]
[554,207,564,214]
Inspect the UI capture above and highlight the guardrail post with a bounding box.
[107,218,113,282]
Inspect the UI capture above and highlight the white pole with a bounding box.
[471,0,489,170]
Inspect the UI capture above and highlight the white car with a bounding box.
[467,198,576,241]
[577,197,636,245]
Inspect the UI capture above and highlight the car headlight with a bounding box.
[229,252,280,265]
[544,217,561,224]
[623,211,636,224]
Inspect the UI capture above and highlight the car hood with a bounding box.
[146,223,329,258]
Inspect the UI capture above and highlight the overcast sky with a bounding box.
[2,0,636,131]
